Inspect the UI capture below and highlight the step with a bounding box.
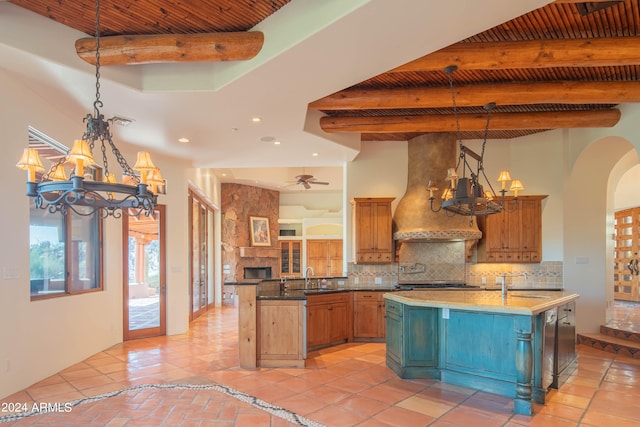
[577,332,640,359]
[599,324,640,344]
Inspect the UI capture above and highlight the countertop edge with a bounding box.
[384,291,580,315]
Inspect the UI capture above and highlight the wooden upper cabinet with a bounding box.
[352,197,395,264]
[280,240,302,277]
[477,195,547,263]
[306,239,343,277]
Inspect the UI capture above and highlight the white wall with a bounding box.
[0,69,192,399]
[346,140,408,262]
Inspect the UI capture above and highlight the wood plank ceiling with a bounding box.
[8,0,640,141]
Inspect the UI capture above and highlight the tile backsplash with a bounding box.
[347,260,563,289]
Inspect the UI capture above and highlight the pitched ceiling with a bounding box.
[3,0,639,190]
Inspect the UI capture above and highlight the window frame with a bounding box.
[27,127,104,300]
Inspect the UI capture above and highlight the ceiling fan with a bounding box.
[294,174,329,189]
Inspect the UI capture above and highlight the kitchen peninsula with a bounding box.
[235,278,396,369]
[384,290,579,415]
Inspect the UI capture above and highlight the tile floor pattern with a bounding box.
[0,302,639,426]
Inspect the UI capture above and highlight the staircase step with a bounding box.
[577,332,640,359]
[599,325,640,343]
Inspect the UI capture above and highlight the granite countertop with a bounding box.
[385,290,579,315]
[257,286,397,300]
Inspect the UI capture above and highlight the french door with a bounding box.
[122,205,166,340]
[189,191,214,321]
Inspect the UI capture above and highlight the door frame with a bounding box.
[122,205,167,340]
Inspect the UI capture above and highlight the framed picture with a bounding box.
[250,216,271,246]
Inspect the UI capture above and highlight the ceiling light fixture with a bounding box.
[428,65,524,223]
[16,0,163,218]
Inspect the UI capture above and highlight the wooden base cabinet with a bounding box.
[354,292,386,340]
[257,300,306,368]
[307,292,352,350]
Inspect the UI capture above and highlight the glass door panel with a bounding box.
[123,206,166,340]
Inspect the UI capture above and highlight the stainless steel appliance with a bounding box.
[556,301,577,386]
[542,307,558,390]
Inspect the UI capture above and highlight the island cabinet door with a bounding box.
[385,300,403,366]
[404,306,439,368]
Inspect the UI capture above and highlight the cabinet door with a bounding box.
[354,294,380,338]
[520,199,541,257]
[307,240,329,277]
[328,302,350,343]
[373,202,393,254]
[328,240,343,276]
[385,300,403,365]
[280,240,302,277]
[307,303,329,348]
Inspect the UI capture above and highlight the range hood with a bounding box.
[393,133,482,242]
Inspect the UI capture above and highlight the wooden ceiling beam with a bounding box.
[389,36,640,72]
[319,109,621,133]
[75,32,264,65]
[309,81,640,110]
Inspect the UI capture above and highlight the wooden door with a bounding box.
[328,240,343,276]
[307,240,329,276]
[307,303,329,348]
[280,240,302,277]
[355,201,375,254]
[614,208,640,301]
[373,201,393,254]
[354,293,380,338]
[328,301,350,343]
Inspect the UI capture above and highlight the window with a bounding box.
[27,127,103,299]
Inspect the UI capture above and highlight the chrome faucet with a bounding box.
[501,272,528,297]
[304,266,315,288]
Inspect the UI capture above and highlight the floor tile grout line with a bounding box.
[0,382,327,426]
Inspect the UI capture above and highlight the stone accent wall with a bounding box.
[221,183,280,282]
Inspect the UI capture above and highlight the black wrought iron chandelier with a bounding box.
[16,0,163,218]
[428,65,523,218]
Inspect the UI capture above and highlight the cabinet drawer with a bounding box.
[386,299,402,317]
[307,292,350,306]
[355,292,383,302]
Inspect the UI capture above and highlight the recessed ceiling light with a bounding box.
[252,117,262,123]
[178,137,190,143]
[312,152,319,157]
[274,140,281,146]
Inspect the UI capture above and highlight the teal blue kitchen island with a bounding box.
[384,290,579,415]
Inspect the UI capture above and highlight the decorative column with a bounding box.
[515,330,533,415]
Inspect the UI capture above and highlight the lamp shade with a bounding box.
[67,139,95,177]
[16,148,45,182]
[50,164,68,181]
[510,179,525,197]
[147,168,164,194]
[133,151,156,184]
[497,169,512,189]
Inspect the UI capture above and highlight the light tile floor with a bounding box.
[0,302,638,426]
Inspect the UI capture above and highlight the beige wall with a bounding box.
[0,69,191,398]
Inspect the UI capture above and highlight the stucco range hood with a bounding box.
[394,133,481,285]
[393,133,482,243]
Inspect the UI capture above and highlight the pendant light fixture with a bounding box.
[16,0,163,218]
[428,65,523,220]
